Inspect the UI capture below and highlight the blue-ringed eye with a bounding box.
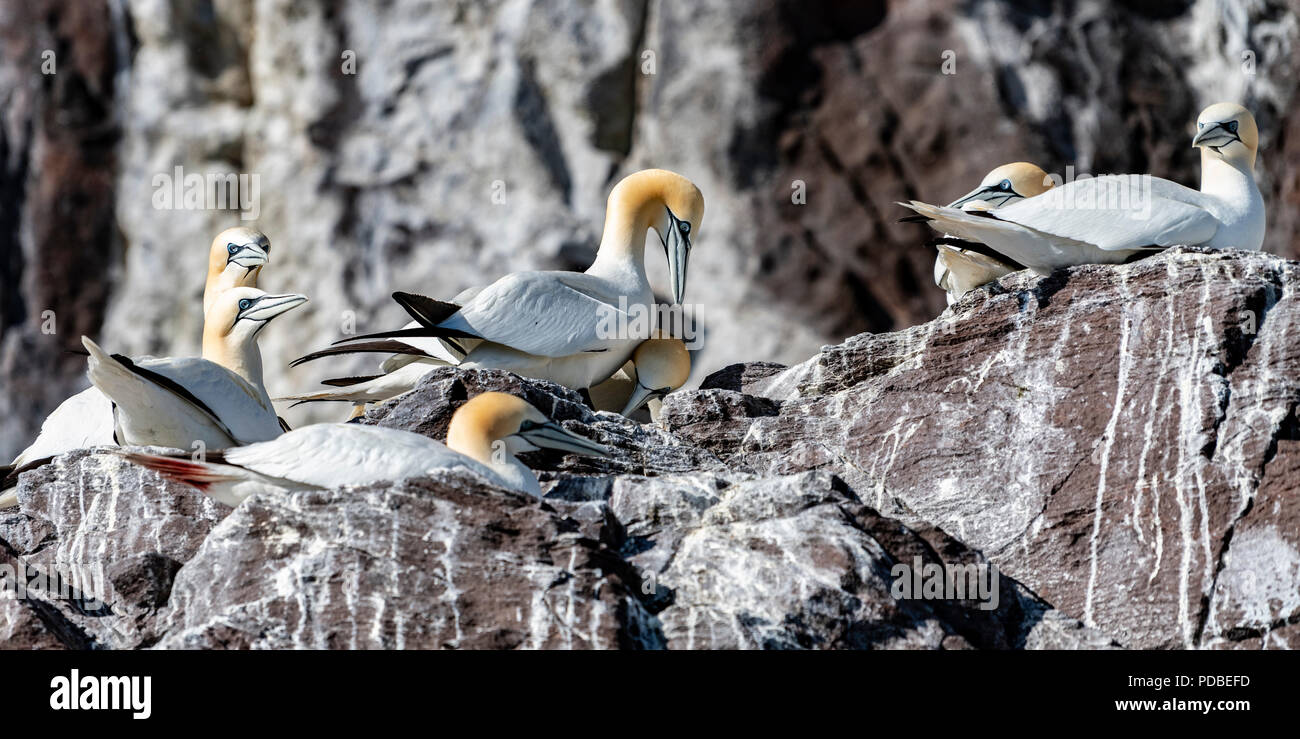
[1226,120,1238,133]
[679,221,690,234]
[227,243,240,255]
[238,299,252,311]
[999,179,1012,191]
[1198,122,1205,129]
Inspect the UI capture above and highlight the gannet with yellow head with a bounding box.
[84,287,307,450]
[121,391,609,504]
[204,227,271,314]
[588,331,692,421]
[926,162,1055,303]
[298,169,705,391]
[899,103,1265,273]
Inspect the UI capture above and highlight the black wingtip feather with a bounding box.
[392,291,462,328]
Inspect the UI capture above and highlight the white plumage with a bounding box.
[122,392,609,503]
[307,169,704,392]
[903,103,1266,275]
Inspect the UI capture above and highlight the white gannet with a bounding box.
[120,391,609,503]
[899,103,1265,274]
[204,227,271,314]
[1,230,274,509]
[908,162,1055,304]
[84,287,307,450]
[299,169,704,392]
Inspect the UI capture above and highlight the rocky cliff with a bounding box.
[3,0,1299,460]
[3,248,1296,650]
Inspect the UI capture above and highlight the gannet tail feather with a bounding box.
[289,340,435,367]
[120,451,239,494]
[391,291,463,328]
[2,455,57,505]
[321,375,384,387]
[328,325,480,346]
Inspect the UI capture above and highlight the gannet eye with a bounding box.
[1226,120,1238,133]
[678,221,690,235]
[227,243,240,255]
[519,420,540,432]
[238,299,252,311]
[1198,122,1205,129]
[998,179,1012,192]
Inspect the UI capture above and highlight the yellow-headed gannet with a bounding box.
[587,332,692,421]
[915,162,1055,304]
[204,227,270,314]
[298,169,704,391]
[899,103,1265,274]
[0,232,279,508]
[121,391,609,503]
[84,287,307,450]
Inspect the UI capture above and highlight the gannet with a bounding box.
[84,287,307,450]
[303,169,704,391]
[120,391,609,503]
[1,234,275,509]
[914,162,1055,303]
[899,103,1265,274]
[204,227,271,314]
[586,332,691,421]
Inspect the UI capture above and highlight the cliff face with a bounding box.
[2,0,1299,460]
[3,248,1297,650]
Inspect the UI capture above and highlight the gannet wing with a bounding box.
[10,387,116,466]
[436,271,633,358]
[992,175,1220,251]
[223,424,498,488]
[136,356,284,444]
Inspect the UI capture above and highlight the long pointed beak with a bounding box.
[247,293,308,321]
[619,381,661,417]
[664,226,690,305]
[520,422,610,458]
[946,186,993,209]
[1192,122,1238,149]
[229,247,269,270]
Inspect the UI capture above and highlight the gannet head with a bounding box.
[204,286,308,344]
[948,162,1054,211]
[1192,103,1258,168]
[607,169,704,305]
[621,332,691,416]
[205,227,271,313]
[448,392,610,464]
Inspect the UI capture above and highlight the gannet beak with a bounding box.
[227,244,270,272]
[1192,121,1241,150]
[948,185,1015,210]
[620,381,664,417]
[518,421,610,458]
[243,293,309,322]
[662,208,691,304]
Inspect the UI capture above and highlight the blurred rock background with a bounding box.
[1,0,1298,460]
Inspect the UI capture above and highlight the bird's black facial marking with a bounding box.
[227,243,240,255]
[679,220,690,235]
[1226,120,1238,134]
[519,420,541,432]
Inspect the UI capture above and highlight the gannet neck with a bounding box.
[1199,149,1258,199]
[586,192,656,281]
[204,266,262,314]
[202,324,266,391]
